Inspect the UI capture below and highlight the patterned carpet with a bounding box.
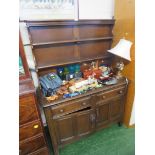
[46,124,135,155]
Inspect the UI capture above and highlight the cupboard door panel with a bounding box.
[76,110,95,137]
[96,103,110,127]
[110,97,123,121]
[55,115,75,144]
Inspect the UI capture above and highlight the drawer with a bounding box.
[19,121,42,141]
[19,94,39,125]
[19,135,46,155]
[29,147,49,155]
[51,96,91,118]
[97,87,126,102]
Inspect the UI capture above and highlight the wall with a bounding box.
[79,0,114,19]
[113,0,135,127]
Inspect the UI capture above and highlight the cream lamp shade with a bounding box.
[108,39,132,61]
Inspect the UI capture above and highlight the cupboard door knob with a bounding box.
[33,124,39,129]
[60,109,64,113]
[119,90,123,94]
[102,96,106,99]
[90,114,96,123]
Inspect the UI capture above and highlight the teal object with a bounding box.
[63,66,69,75]
[68,65,75,74]
[63,66,71,81]
[75,64,80,73]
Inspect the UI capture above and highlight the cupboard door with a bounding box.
[55,115,75,145]
[96,103,110,127]
[110,97,123,121]
[76,109,95,137]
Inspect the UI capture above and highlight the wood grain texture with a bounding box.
[43,78,128,155]
[112,0,135,127]
[19,120,42,141]
[19,135,46,155]
[27,20,114,70]
[19,35,49,155]
[19,93,39,125]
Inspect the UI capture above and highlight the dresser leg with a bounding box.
[118,122,122,127]
[52,146,59,155]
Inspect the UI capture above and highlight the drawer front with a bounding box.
[29,147,49,155]
[51,96,91,118]
[19,135,46,155]
[96,87,126,102]
[19,121,42,141]
[19,94,39,125]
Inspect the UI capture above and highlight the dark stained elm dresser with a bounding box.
[25,20,129,155]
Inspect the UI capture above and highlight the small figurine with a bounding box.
[46,95,58,102]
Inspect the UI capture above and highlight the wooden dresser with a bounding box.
[40,78,128,155]
[25,20,129,155]
[19,33,49,155]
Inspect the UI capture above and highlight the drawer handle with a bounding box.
[119,90,123,94]
[82,102,87,106]
[102,96,106,99]
[33,124,39,129]
[60,109,64,113]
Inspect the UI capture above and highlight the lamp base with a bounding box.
[115,61,124,79]
[116,70,123,79]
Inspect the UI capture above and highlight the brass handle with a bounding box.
[82,102,86,106]
[102,96,106,99]
[60,109,64,113]
[33,124,39,129]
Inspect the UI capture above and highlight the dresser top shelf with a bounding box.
[26,20,115,72]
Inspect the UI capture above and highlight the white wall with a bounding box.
[79,0,115,19]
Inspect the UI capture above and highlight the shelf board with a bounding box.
[32,37,113,47]
[36,55,112,70]
[32,40,76,47]
[26,20,115,27]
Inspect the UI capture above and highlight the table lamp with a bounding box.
[108,39,132,79]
